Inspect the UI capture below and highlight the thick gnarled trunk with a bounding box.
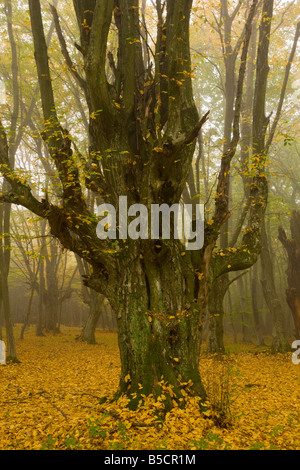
[106,241,206,408]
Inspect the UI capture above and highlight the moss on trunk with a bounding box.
[106,240,207,410]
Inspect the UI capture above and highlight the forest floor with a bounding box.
[0,326,299,450]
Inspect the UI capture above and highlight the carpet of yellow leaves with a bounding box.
[0,327,299,450]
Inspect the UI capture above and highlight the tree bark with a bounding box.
[204,1,258,352]
[36,220,47,336]
[75,255,104,344]
[78,290,102,344]
[207,275,226,354]
[0,204,18,362]
[227,289,237,343]
[0,0,20,362]
[251,263,265,346]
[260,221,289,352]
[44,241,60,333]
[238,275,252,343]
[278,211,300,338]
[105,241,207,409]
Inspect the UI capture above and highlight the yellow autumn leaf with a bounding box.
[0,327,298,450]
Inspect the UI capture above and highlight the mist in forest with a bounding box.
[0,0,299,452]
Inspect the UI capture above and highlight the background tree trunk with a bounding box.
[278,211,300,338]
[78,290,102,344]
[207,275,226,354]
[237,275,251,343]
[0,0,20,362]
[251,263,265,346]
[0,204,18,361]
[75,255,104,344]
[44,241,60,333]
[260,221,290,352]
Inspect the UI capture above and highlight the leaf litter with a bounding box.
[0,328,299,450]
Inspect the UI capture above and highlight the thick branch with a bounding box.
[252,0,274,154]
[265,21,300,154]
[4,0,19,153]
[114,0,144,121]
[50,4,87,91]
[213,0,258,231]
[157,111,210,160]
[209,0,272,279]
[29,0,58,124]
[163,0,198,140]
[72,0,96,51]
[84,0,114,120]
[29,0,91,215]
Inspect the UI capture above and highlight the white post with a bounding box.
[0,80,6,105]
[0,340,6,365]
